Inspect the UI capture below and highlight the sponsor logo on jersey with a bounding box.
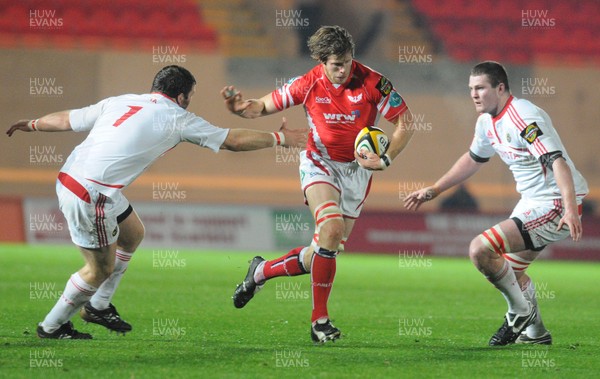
[315,96,331,104]
[376,77,393,96]
[486,130,494,139]
[506,133,511,143]
[520,122,543,144]
[389,91,403,107]
[322,111,360,123]
[347,93,363,103]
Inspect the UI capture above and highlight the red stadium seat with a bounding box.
[0,0,217,51]
[411,0,598,65]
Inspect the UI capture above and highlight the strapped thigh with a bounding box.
[480,224,535,272]
[479,225,511,256]
[312,200,344,251]
[313,200,343,230]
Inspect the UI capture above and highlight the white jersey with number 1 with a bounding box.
[61,92,229,197]
[469,95,588,202]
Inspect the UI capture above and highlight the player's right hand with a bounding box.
[557,209,583,242]
[6,120,34,137]
[403,186,439,211]
[221,85,248,115]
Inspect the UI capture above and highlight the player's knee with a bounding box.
[468,237,487,263]
[319,218,344,242]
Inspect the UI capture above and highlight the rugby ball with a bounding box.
[354,126,389,158]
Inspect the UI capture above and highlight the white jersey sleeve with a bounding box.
[511,100,562,159]
[179,112,229,152]
[469,115,496,160]
[69,98,111,132]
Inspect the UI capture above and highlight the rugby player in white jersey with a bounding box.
[6,65,307,339]
[404,61,588,346]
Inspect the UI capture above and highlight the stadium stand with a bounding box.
[0,0,218,51]
[200,0,277,57]
[411,0,600,65]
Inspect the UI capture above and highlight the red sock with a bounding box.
[262,246,307,280]
[310,248,337,323]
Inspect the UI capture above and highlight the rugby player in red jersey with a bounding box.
[223,25,415,343]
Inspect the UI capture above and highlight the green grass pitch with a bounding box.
[0,244,598,378]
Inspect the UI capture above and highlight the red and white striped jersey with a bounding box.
[271,60,408,162]
[62,92,229,196]
[470,95,588,201]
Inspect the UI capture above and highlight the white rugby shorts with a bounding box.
[510,197,583,250]
[299,151,372,219]
[56,172,129,249]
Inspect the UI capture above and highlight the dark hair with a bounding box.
[151,65,196,98]
[307,25,355,63]
[470,61,510,91]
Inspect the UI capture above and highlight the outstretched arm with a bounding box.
[404,152,484,211]
[6,110,72,136]
[221,117,307,151]
[221,86,279,119]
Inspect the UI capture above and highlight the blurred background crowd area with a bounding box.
[1,0,598,215]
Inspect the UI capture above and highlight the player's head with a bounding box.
[469,61,511,116]
[151,65,196,109]
[308,25,355,85]
[471,61,510,91]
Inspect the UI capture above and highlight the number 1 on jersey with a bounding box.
[113,106,143,127]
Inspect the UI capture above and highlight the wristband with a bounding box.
[28,119,38,131]
[380,154,392,169]
[271,132,285,147]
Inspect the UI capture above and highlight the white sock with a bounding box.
[90,249,133,310]
[488,260,530,315]
[41,272,97,332]
[298,247,310,272]
[521,279,548,337]
[254,261,266,283]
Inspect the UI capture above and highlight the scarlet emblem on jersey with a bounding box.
[376,77,392,96]
[520,122,543,144]
[347,93,363,103]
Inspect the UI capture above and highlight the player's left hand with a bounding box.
[6,120,34,137]
[403,186,439,211]
[279,117,308,147]
[557,210,582,241]
[354,149,386,170]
